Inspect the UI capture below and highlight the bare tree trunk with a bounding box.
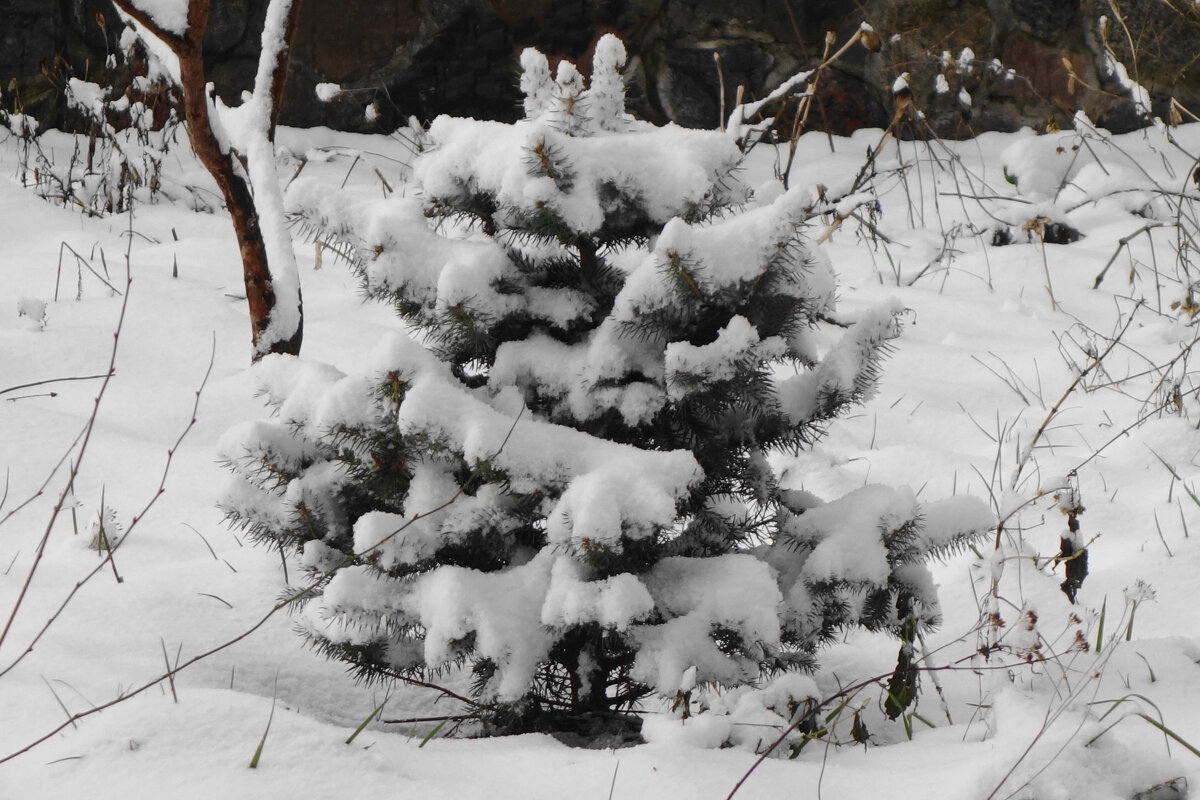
[111,0,304,360]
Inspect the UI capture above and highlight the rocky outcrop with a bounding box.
[2,0,1197,137]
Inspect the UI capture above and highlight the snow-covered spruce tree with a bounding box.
[221,36,992,737]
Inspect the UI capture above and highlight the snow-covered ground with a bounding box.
[3,119,1200,799]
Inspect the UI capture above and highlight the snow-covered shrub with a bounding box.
[3,33,189,216]
[222,36,992,737]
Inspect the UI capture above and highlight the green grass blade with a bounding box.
[249,677,279,769]
[1139,714,1200,760]
[419,718,448,748]
[346,692,390,745]
[607,760,620,800]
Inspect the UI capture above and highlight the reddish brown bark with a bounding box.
[112,0,304,360]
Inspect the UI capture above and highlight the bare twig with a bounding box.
[0,335,216,679]
[0,268,131,659]
[0,373,112,399]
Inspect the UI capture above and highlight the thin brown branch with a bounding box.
[0,428,86,531]
[112,0,302,360]
[1092,223,1166,289]
[375,669,480,710]
[2,392,522,760]
[0,336,216,680]
[0,268,132,659]
[1010,301,1143,489]
[0,583,317,765]
[0,373,111,398]
[380,714,474,725]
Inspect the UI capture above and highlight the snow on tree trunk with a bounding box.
[111,0,303,360]
[221,37,994,737]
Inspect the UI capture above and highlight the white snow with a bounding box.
[519,48,553,121]
[541,556,655,631]
[956,47,976,73]
[16,296,47,329]
[315,82,342,102]
[780,484,919,588]
[3,109,1200,800]
[664,316,766,399]
[122,0,189,36]
[725,67,813,141]
[66,78,109,117]
[1100,50,1152,117]
[633,554,783,692]
[413,115,746,235]
[587,33,631,132]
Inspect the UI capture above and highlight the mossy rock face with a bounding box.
[4,0,1199,135]
[0,0,125,130]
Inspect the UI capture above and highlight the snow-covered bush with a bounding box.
[222,36,992,737]
[3,34,188,216]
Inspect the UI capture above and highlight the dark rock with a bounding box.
[1042,221,1081,245]
[1080,0,1200,124]
[657,43,773,130]
[998,34,1085,112]
[812,68,890,136]
[295,0,422,84]
[1007,0,1076,40]
[208,56,260,103]
[1094,100,1151,135]
[2,0,1199,138]
[990,221,1080,247]
[203,0,251,56]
